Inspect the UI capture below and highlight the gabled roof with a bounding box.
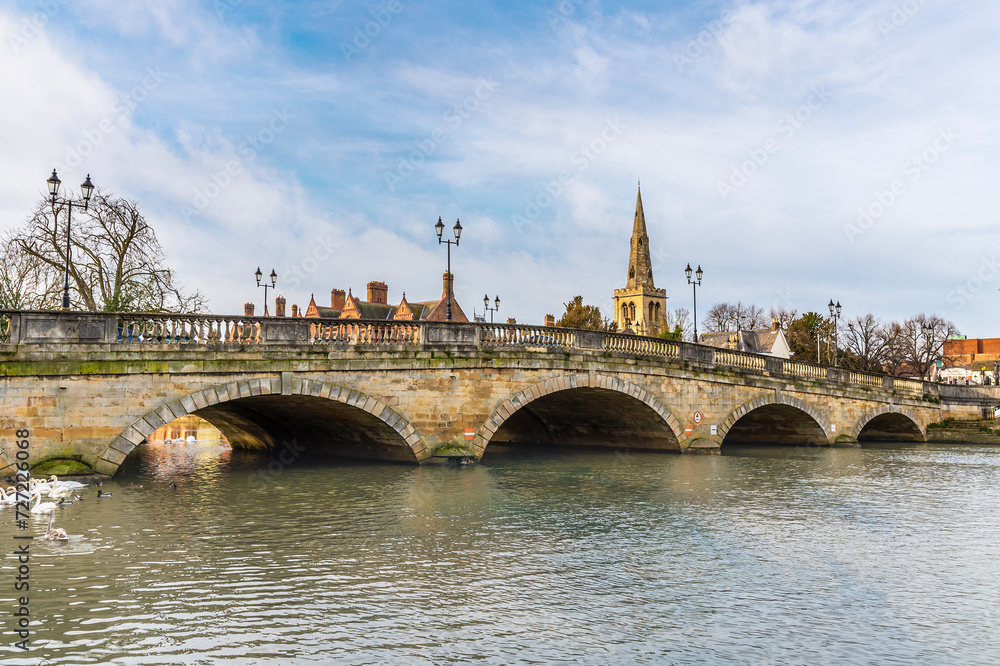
[304,294,342,319]
[699,328,790,358]
[394,293,432,321]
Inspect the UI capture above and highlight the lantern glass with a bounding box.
[80,174,95,202]
[47,169,61,198]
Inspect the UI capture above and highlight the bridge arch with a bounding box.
[95,377,426,475]
[852,405,926,442]
[476,373,683,454]
[719,393,832,446]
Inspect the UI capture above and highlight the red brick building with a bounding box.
[942,337,1000,366]
[301,272,469,322]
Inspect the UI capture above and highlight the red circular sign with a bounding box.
[694,412,702,424]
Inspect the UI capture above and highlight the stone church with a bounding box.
[613,186,667,335]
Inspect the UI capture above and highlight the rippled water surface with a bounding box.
[3,441,999,664]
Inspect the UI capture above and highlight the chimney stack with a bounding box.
[367,281,388,305]
[244,302,255,317]
[275,296,286,318]
[441,272,454,298]
[331,289,346,310]
[544,314,555,327]
[772,317,779,332]
[291,304,299,317]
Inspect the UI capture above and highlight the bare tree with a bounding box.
[900,314,959,379]
[0,235,60,309]
[5,191,206,313]
[702,301,767,333]
[842,314,889,373]
[658,307,692,340]
[769,305,798,330]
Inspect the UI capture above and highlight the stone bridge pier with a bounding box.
[0,310,997,476]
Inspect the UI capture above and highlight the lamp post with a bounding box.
[256,267,277,316]
[685,263,703,344]
[828,299,842,366]
[46,169,95,310]
[435,216,462,321]
[483,294,500,323]
[920,322,934,380]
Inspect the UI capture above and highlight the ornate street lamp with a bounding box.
[685,263,703,343]
[47,169,95,310]
[920,322,935,380]
[828,299,842,366]
[483,294,500,323]
[256,267,277,316]
[435,217,462,321]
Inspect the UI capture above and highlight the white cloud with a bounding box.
[2,0,1000,334]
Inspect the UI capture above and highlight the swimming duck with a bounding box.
[97,489,113,497]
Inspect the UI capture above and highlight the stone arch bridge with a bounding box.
[0,310,996,477]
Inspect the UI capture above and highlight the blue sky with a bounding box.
[2,0,998,333]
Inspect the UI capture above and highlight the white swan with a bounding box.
[43,510,68,541]
[48,478,71,498]
[0,487,18,507]
[30,491,58,514]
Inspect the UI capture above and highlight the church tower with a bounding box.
[613,185,667,335]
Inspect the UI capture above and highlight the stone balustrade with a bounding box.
[0,309,980,400]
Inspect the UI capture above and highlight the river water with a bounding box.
[3,441,999,665]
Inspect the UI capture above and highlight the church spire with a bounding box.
[626,183,655,290]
